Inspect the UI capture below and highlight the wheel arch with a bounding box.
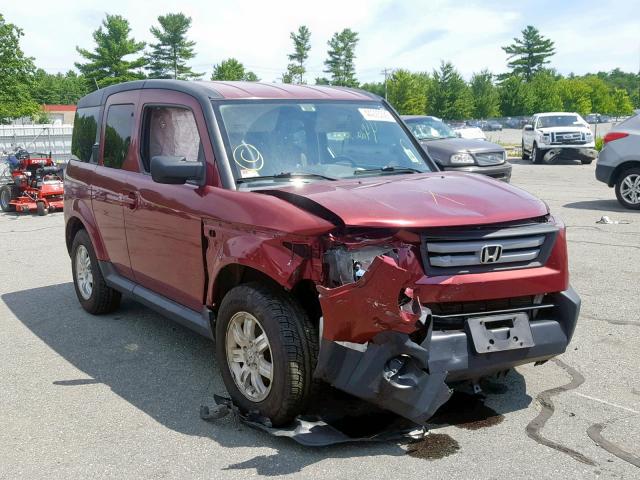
[610,160,640,187]
[210,263,321,324]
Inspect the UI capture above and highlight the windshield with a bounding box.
[215,101,433,184]
[537,115,584,128]
[405,117,457,140]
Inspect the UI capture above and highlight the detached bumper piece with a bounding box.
[201,394,427,447]
[543,147,597,163]
[315,331,452,425]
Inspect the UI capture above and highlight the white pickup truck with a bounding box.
[522,112,597,164]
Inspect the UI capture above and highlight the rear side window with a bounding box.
[71,106,100,162]
[141,106,203,172]
[103,104,135,169]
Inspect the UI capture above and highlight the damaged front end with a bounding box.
[314,224,580,426]
[315,237,453,425]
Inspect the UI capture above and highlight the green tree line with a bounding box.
[1,13,638,122]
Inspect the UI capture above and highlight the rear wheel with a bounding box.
[581,159,593,165]
[0,185,14,212]
[216,283,317,426]
[71,229,121,314]
[615,168,640,210]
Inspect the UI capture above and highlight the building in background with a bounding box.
[42,105,76,125]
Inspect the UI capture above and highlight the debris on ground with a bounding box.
[200,392,427,447]
[596,216,630,224]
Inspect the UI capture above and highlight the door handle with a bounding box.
[121,192,138,209]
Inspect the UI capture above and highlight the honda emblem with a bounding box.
[480,244,503,264]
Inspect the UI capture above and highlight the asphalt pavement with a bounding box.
[1,158,638,479]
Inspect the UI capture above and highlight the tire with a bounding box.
[521,141,529,160]
[581,159,593,165]
[36,202,48,216]
[615,167,640,210]
[532,143,545,164]
[0,185,14,212]
[71,229,121,314]
[216,282,318,426]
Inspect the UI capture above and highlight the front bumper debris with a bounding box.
[201,394,427,447]
[315,287,580,423]
[542,147,598,163]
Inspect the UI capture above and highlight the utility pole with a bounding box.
[381,68,392,100]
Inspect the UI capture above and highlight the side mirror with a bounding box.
[150,155,204,185]
[524,125,534,131]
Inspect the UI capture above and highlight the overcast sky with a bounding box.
[4,0,640,83]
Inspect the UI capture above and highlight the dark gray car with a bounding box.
[403,115,512,182]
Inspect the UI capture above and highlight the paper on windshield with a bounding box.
[358,108,395,122]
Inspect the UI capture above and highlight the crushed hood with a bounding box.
[258,172,548,228]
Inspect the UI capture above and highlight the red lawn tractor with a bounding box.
[0,150,64,216]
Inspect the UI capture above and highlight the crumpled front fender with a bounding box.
[316,254,452,424]
[317,255,424,343]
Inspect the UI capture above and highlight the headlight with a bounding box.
[539,133,550,144]
[325,246,397,285]
[450,153,474,164]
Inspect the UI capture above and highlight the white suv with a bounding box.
[522,112,597,164]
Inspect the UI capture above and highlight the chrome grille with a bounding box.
[421,222,558,274]
[551,131,584,144]
[475,151,505,166]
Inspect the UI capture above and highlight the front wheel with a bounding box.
[36,202,48,216]
[532,144,546,164]
[615,168,640,210]
[521,141,529,160]
[216,283,317,426]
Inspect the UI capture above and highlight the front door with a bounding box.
[122,90,212,311]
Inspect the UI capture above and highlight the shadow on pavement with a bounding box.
[563,199,631,212]
[3,282,531,475]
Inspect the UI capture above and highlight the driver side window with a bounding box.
[141,106,203,172]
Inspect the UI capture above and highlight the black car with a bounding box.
[403,115,512,182]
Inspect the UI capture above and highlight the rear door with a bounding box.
[122,90,212,311]
[91,90,141,279]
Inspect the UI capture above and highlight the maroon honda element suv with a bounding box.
[65,80,579,427]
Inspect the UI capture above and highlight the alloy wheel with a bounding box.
[75,245,93,300]
[620,173,640,205]
[225,311,273,402]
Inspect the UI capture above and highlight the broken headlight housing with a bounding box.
[325,246,398,286]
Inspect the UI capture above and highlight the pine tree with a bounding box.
[502,26,555,81]
[283,26,311,84]
[386,70,430,115]
[428,62,473,120]
[323,28,359,87]
[470,70,500,118]
[147,13,201,80]
[75,14,147,89]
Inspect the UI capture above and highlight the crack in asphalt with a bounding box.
[587,422,640,468]
[525,358,596,466]
[567,239,640,250]
[581,313,640,328]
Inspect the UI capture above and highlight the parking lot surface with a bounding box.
[1,158,638,479]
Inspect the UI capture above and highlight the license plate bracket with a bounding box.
[467,313,534,354]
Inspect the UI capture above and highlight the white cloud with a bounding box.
[3,0,639,83]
